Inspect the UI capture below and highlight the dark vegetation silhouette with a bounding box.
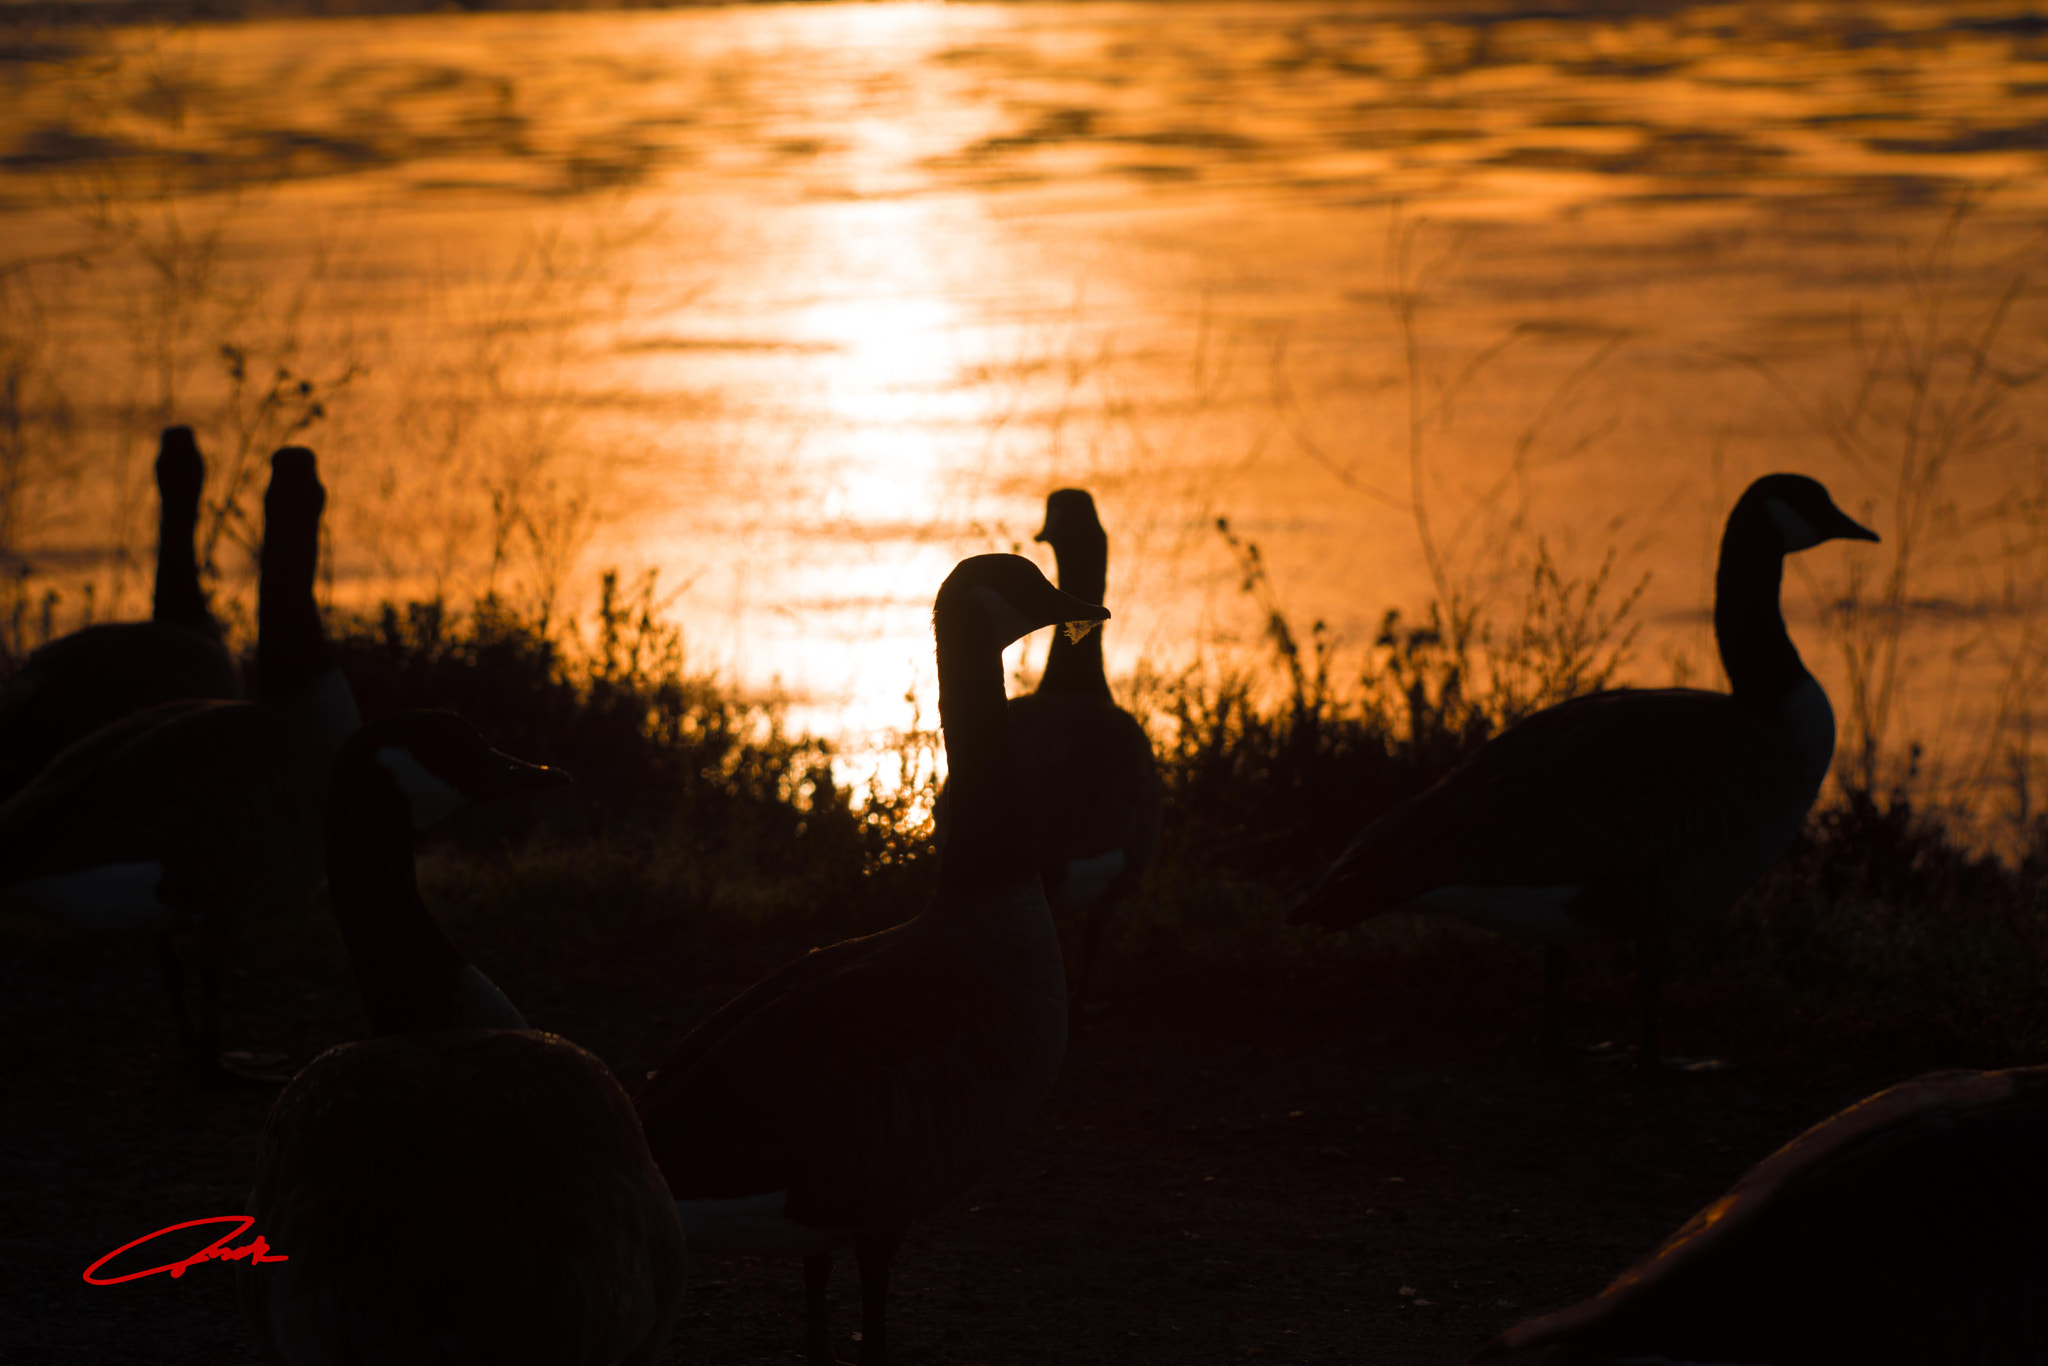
[12,520,2008,1071]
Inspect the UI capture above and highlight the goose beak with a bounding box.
[492,752,573,796]
[1045,584,1109,637]
[1832,510,1881,543]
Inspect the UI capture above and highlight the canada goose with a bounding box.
[0,426,241,801]
[945,489,1162,1000]
[1474,1066,2048,1362]
[634,553,1109,1366]
[0,447,360,1082]
[1293,474,1878,1068]
[240,711,687,1365]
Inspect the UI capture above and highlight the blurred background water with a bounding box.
[3,0,2046,801]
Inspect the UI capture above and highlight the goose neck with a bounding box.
[1036,536,1110,700]
[934,594,1038,904]
[326,763,465,1035]
[1714,509,1808,708]
[152,496,213,636]
[258,507,331,701]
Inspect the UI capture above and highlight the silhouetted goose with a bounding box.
[948,489,1161,1000]
[1294,475,1878,1068]
[0,447,360,1081]
[0,426,241,801]
[240,711,687,1366]
[1474,1066,2048,1363]
[634,553,1109,1366]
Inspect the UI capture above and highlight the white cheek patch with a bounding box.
[676,1193,855,1257]
[970,584,1038,650]
[450,963,527,1030]
[284,668,362,752]
[0,861,184,937]
[1405,883,1592,943]
[376,747,468,831]
[310,668,362,744]
[1050,850,1125,916]
[1773,673,1837,792]
[1765,496,1823,553]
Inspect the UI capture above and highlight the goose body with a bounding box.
[0,426,240,801]
[635,553,1108,1365]
[0,448,360,1079]
[1295,475,1878,1064]
[241,712,686,1366]
[1475,1067,2048,1363]
[998,489,1161,995]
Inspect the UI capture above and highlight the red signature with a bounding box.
[84,1215,289,1285]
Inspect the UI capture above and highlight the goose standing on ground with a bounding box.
[0,447,360,1081]
[0,426,241,801]
[241,711,687,1365]
[1293,475,1878,1069]
[1474,1066,2048,1362]
[980,489,1160,999]
[634,554,1109,1366]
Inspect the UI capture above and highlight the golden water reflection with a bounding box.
[4,1,2048,800]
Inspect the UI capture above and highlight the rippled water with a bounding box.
[5,1,2047,788]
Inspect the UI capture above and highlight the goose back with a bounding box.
[1477,1067,2048,1363]
[639,895,1065,1229]
[1298,685,1822,938]
[242,1030,687,1366]
[0,697,341,934]
[0,626,239,793]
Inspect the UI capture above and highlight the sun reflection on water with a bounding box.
[8,0,2048,790]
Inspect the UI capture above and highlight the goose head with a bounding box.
[265,445,325,529]
[938,553,1110,651]
[1742,474,1880,555]
[341,711,571,833]
[155,426,204,508]
[1035,489,1107,557]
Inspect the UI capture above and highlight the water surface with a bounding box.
[5,1,2046,793]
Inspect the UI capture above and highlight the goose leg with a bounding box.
[1540,944,1568,1056]
[1070,893,1120,1008]
[199,910,225,1068]
[805,1253,839,1366]
[191,912,288,1086]
[855,1226,903,1366]
[157,936,204,1071]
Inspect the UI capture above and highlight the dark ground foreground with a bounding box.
[2,920,1943,1366]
